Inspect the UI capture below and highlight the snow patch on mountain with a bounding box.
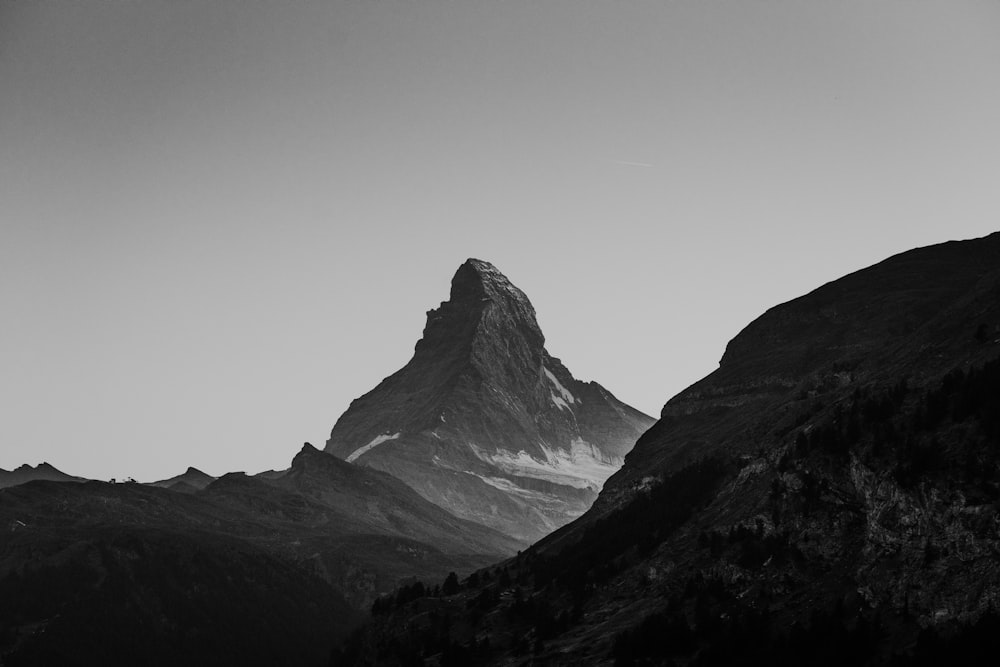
[467,472,536,496]
[469,438,622,491]
[543,366,576,404]
[551,393,571,411]
[346,432,400,463]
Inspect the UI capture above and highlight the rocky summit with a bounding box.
[325,259,654,542]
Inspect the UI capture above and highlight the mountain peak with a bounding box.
[415,258,543,362]
[291,442,351,474]
[148,466,217,491]
[298,442,321,456]
[452,258,529,303]
[292,442,324,466]
[326,260,654,541]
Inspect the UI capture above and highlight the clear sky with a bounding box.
[2,1,998,481]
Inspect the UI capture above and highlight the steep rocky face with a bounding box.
[325,259,653,542]
[334,233,1000,666]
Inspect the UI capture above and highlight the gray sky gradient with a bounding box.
[2,1,999,480]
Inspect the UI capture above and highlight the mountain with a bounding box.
[0,462,85,489]
[334,233,1000,666]
[148,466,216,492]
[325,259,654,542]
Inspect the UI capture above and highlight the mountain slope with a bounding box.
[598,231,1000,514]
[325,259,654,542]
[191,453,519,609]
[336,232,1000,666]
[270,443,522,557]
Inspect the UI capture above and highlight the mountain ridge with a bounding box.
[0,462,86,489]
[148,465,216,492]
[596,231,1000,515]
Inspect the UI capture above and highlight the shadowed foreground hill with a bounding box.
[335,233,1000,666]
[0,446,521,665]
[0,480,358,667]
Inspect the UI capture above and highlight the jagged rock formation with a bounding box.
[325,259,654,542]
[0,462,85,489]
[335,233,1000,666]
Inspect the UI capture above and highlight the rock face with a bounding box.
[325,259,654,542]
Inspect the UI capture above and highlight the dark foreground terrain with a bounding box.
[0,445,520,666]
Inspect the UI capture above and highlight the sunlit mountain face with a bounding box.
[326,259,654,542]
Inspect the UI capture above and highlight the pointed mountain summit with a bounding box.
[325,259,654,541]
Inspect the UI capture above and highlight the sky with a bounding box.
[2,0,999,481]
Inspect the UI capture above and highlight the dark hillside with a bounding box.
[0,445,520,665]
